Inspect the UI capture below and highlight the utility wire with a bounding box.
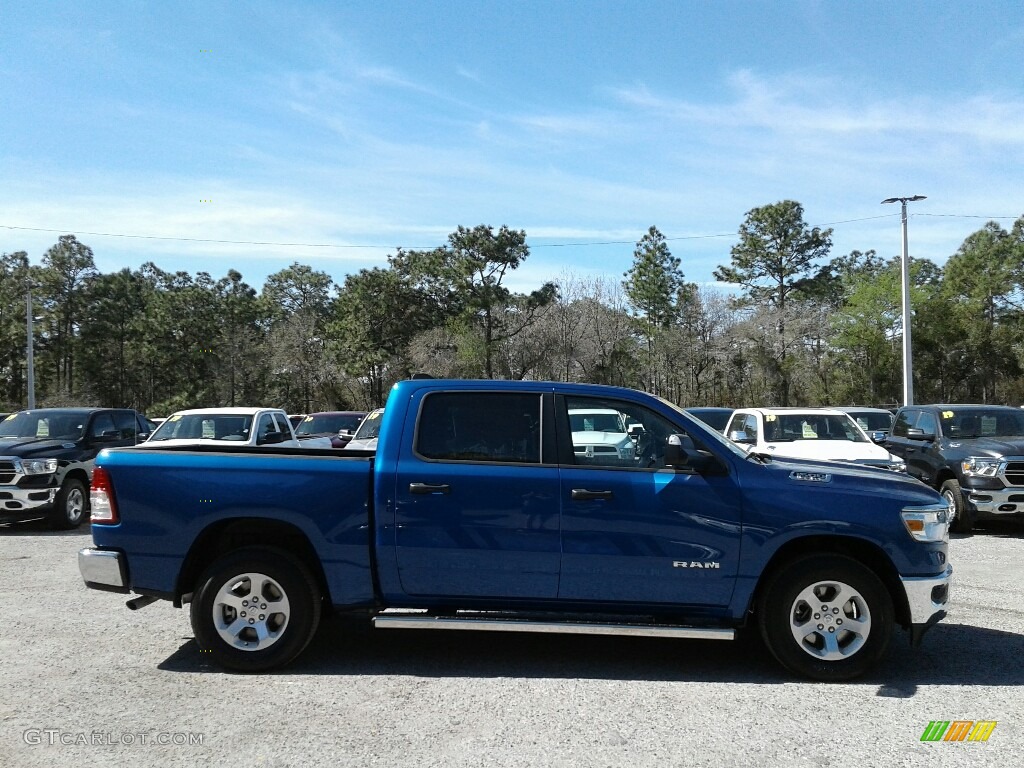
[1,211,1017,252]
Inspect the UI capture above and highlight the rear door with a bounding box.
[393,389,561,599]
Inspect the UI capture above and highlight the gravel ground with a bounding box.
[1,519,1023,768]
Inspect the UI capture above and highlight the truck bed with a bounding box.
[93,444,377,605]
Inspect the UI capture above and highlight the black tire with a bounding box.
[941,478,973,533]
[47,478,88,530]
[190,546,321,672]
[758,555,893,682]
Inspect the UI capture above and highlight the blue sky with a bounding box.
[2,0,1023,295]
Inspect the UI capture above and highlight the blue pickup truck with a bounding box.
[79,379,952,681]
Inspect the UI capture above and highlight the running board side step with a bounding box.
[373,614,734,641]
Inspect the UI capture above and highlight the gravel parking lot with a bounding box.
[2,520,1023,768]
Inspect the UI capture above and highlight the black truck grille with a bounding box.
[0,460,16,484]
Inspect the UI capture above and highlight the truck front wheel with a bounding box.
[941,479,973,533]
[190,547,321,672]
[48,478,88,530]
[758,555,893,681]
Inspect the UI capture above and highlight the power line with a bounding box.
[1,211,1017,253]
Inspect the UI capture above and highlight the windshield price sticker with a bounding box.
[942,411,955,419]
[764,414,776,422]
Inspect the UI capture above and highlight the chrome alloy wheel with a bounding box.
[64,486,85,524]
[941,487,958,525]
[788,579,871,660]
[212,572,291,651]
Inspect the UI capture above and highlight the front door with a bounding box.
[556,394,742,607]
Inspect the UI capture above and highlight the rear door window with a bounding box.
[415,392,541,464]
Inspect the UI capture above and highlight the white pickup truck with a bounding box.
[724,407,906,472]
[141,407,333,449]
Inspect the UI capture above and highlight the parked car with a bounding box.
[835,407,896,443]
[885,403,1024,532]
[0,407,151,528]
[568,406,635,465]
[294,411,367,448]
[141,407,332,449]
[724,407,906,472]
[344,408,384,451]
[685,407,735,433]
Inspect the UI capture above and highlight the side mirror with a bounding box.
[906,427,935,441]
[258,430,288,446]
[869,430,887,444]
[93,430,120,442]
[664,434,696,468]
[728,429,754,444]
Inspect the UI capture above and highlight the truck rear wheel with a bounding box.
[758,555,893,681]
[190,547,321,672]
[48,478,88,530]
[941,479,973,533]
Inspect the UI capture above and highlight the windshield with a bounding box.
[0,411,87,440]
[941,409,1024,438]
[657,398,750,459]
[148,413,254,441]
[763,414,867,443]
[353,410,383,440]
[295,413,365,436]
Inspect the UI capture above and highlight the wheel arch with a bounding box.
[933,466,957,490]
[59,467,91,490]
[750,535,910,630]
[176,518,332,609]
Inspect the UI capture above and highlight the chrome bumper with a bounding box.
[79,548,128,592]
[901,565,952,625]
[0,484,57,513]
[965,487,1024,515]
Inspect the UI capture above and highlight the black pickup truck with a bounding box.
[885,403,1024,532]
[0,408,152,529]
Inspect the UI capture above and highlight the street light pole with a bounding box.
[26,286,36,409]
[881,195,926,407]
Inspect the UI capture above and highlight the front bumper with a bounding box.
[0,484,58,518]
[900,565,952,645]
[964,487,1024,517]
[79,548,130,594]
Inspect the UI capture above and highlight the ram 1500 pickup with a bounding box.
[1,407,152,528]
[886,403,1024,532]
[79,379,952,681]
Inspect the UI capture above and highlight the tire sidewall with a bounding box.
[191,547,321,672]
[759,555,893,682]
[49,478,87,530]
[941,479,972,533]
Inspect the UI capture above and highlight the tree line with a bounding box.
[3,201,1024,416]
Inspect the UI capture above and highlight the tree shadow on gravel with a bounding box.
[157,615,1024,689]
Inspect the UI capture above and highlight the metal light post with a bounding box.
[26,286,36,409]
[881,195,926,406]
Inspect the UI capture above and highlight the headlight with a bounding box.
[961,457,1000,477]
[15,458,58,475]
[902,503,949,542]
